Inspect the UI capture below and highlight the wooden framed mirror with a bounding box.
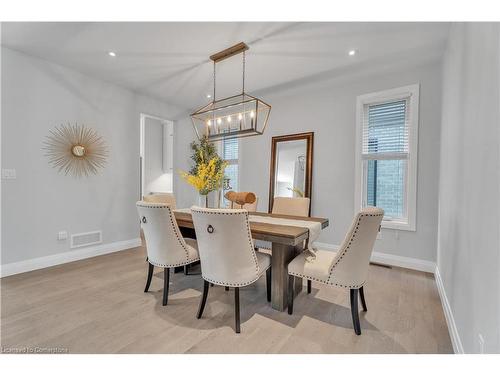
[268,132,314,214]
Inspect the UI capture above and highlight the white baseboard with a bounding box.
[435,266,464,354]
[370,252,436,273]
[314,242,436,273]
[0,238,142,278]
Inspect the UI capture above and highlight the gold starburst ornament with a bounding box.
[43,123,108,177]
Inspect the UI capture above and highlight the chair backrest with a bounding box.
[327,207,384,288]
[143,193,177,209]
[136,201,191,267]
[233,196,259,212]
[191,206,261,287]
[272,197,310,217]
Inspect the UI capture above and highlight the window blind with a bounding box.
[222,137,238,161]
[222,137,238,206]
[362,99,409,160]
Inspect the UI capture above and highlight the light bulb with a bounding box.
[348,49,356,56]
[238,113,243,120]
[227,116,232,122]
[250,111,255,118]
[206,120,212,126]
[217,118,222,125]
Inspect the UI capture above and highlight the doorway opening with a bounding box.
[140,113,174,199]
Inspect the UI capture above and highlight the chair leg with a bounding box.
[359,286,367,312]
[162,268,170,306]
[307,280,312,294]
[144,263,154,292]
[197,280,210,319]
[266,268,272,302]
[350,288,361,335]
[225,286,229,291]
[288,275,295,315]
[234,287,241,333]
[184,265,188,275]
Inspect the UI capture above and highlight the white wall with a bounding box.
[231,61,442,262]
[1,47,185,266]
[172,116,199,207]
[437,23,500,353]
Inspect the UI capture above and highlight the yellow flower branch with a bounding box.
[179,144,228,196]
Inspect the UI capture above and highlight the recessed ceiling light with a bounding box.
[108,51,116,57]
[206,94,212,98]
[348,50,356,56]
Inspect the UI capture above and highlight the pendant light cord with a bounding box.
[212,49,246,99]
[213,61,216,101]
[242,51,246,94]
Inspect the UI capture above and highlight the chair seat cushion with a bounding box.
[288,249,337,283]
[256,251,271,275]
[184,238,200,262]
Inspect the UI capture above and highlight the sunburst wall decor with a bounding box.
[43,123,108,177]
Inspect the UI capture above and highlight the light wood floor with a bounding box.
[0,246,453,353]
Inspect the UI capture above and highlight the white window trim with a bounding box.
[354,84,419,231]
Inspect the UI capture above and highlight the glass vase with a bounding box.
[198,193,208,208]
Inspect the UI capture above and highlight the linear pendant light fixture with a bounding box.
[190,42,271,141]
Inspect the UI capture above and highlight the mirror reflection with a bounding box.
[268,132,314,213]
[274,140,307,198]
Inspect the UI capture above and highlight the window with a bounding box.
[221,137,239,207]
[355,84,419,231]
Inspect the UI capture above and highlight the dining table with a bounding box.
[173,210,329,311]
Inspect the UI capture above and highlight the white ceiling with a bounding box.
[1,22,450,110]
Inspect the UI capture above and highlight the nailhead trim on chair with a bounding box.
[288,212,383,289]
[324,212,384,287]
[201,259,271,287]
[137,202,196,266]
[148,257,200,268]
[191,208,263,283]
[288,271,365,289]
[201,272,266,288]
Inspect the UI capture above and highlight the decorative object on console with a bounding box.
[179,136,227,207]
[190,42,271,141]
[224,191,256,208]
[43,123,107,177]
[222,177,232,191]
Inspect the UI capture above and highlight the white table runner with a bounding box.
[249,215,320,261]
[174,209,321,260]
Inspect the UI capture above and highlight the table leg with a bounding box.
[271,242,304,311]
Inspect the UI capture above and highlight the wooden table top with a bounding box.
[173,210,329,246]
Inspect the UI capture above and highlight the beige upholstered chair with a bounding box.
[191,207,271,333]
[256,196,310,251]
[272,196,310,217]
[142,193,195,273]
[143,193,177,208]
[233,196,259,212]
[136,201,199,306]
[287,207,384,335]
